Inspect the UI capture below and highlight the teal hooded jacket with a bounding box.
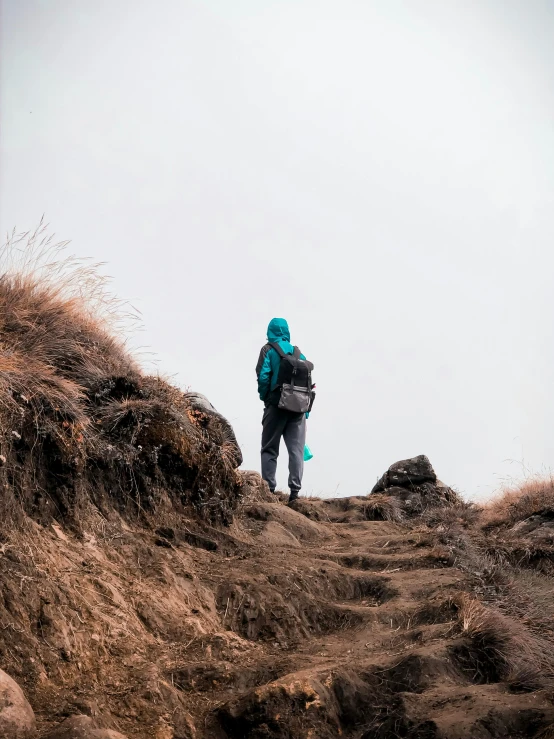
[256,318,307,403]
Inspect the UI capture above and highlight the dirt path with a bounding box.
[180,500,554,738]
[4,493,553,739]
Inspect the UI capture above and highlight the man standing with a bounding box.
[256,318,313,504]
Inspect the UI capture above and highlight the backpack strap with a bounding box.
[269,342,287,358]
[271,343,302,360]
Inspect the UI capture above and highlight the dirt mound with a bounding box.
[1,236,554,738]
[0,228,242,527]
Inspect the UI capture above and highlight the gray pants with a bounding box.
[261,405,306,493]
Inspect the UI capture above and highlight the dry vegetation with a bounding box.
[482,475,554,529]
[457,595,554,690]
[0,223,242,528]
[1,227,554,737]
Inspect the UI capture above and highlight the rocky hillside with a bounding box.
[4,459,554,739]
[2,234,554,738]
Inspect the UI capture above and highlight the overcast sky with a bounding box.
[1,0,554,500]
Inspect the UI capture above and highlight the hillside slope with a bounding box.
[1,234,554,738]
[4,477,554,739]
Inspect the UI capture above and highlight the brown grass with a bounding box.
[415,489,554,692]
[0,224,139,454]
[419,501,480,529]
[457,595,554,689]
[360,494,404,522]
[0,223,242,526]
[481,476,554,529]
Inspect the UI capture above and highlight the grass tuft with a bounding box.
[456,595,554,690]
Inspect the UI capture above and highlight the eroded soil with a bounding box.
[1,490,553,739]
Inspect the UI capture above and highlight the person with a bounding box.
[256,318,313,504]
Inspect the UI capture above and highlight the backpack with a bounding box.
[269,343,314,413]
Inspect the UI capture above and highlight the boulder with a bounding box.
[372,455,437,493]
[0,669,36,739]
[44,715,127,739]
[370,457,461,515]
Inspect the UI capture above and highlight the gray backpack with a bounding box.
[269,343,314,413]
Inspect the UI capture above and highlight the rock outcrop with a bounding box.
[372,454,437,492]
[371,455,461,514]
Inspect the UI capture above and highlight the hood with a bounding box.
[267,317,290,343]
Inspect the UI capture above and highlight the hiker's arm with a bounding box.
[256,347,272,401]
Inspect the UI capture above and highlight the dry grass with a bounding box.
[419,501,480,529]
[494,567,554,644]
[0,223,242,526]
[457,595,554,690]
[424,493,554,691]
[481,476,554,529]
[416,497,554,691]
[0,225,138,449]
[360,494,404,522]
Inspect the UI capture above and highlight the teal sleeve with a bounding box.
[257,351,272,401]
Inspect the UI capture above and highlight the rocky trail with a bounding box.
[188,495,554,738]
[1,248,554,738]
[3,468,554,739]
[3,470,553,739]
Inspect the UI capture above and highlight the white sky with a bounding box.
[1,0,554,500]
